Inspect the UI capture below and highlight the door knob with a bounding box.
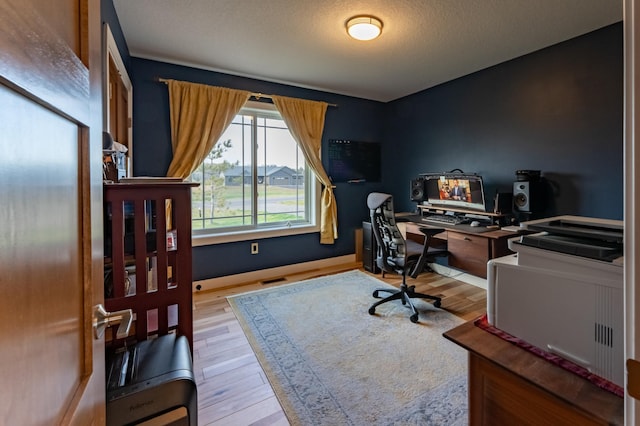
[93,304,133,340]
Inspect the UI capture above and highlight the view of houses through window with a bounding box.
[190,102,315,235]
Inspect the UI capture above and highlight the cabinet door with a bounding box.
[0,0,105,423]
[469,354,608,425]
[448,232,490,278]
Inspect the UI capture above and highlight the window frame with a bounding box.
[192,101,321,247]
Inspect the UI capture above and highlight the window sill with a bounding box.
[192,223,320,246]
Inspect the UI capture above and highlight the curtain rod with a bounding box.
[158,78,337,107]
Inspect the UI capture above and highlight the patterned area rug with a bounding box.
[227,270,468,425]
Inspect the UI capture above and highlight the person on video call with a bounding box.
[439,184,450,199]
[449,179,467,200]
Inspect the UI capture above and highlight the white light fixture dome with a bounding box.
[346,16,383,41]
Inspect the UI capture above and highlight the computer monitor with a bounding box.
[422,173,487,212]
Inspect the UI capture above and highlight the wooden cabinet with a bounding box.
[447,232,490,277]
[468,354,609,425]
[403,205,518,278]
[404,222,518,278]
[444,320,623,425]
[103,182,197,351]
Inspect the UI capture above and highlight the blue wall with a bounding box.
[129,59,386,280]
[104,1,623,280]
[385,23,623,220]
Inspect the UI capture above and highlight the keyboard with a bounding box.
[421,214,470,225]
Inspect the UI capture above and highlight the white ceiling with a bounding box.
[113,0,622,102]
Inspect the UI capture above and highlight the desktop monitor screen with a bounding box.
[423,174,486,212]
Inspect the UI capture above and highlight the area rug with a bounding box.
[227,270,468,425]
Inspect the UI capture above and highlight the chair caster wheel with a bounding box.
[369,307,376,315]
[433,300,441,308]
[410,314,419,323]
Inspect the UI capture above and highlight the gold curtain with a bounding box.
[165,79,250,178]
[271,95,336,244]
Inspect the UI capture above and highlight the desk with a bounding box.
[443,320,624,425]
[401,217,520,278]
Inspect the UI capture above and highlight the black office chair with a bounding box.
[367,192,449,323]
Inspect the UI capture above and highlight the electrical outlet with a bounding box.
[251,242,259,254]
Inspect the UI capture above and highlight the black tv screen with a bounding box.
[327,139,381,183]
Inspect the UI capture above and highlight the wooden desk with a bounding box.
[444,320,624,425]
[403,220,519,278]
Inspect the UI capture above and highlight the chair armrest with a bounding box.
[409,227,448,278]
[394,214,423,223]
[417,226,446,238]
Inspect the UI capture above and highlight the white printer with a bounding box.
[487,216,624,387]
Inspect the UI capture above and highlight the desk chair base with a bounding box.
[368,283,442,323]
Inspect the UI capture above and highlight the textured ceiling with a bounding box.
[113,0,622,102]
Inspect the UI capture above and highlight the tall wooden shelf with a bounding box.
[103,181,197,352]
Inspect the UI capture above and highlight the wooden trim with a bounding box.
[625,0,640,422]
[193,255,357,292]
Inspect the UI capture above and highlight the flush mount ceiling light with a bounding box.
[346,15,383,41]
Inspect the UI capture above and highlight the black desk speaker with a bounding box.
[494,192,513,214]
[410,178,426,202]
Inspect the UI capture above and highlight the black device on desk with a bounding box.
[421,213,471,226]
[106,333,197,426]
[399,214,493,233]
[411,171,487,212]
[408,170,512,230]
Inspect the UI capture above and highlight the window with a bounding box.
[191,101,319,244]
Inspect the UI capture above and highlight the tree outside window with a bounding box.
[191,102,315,236]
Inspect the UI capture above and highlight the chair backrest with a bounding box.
[367,192,407,274]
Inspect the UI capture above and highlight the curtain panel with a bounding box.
[272,95,337,244]
[164,79,337,244]
[165,79,250,178]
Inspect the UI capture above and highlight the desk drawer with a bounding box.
[448,231,490,278]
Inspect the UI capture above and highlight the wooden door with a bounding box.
[0,0,105,424]
[626,0,640,424]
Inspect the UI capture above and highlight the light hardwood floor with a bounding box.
[192,264,487,425]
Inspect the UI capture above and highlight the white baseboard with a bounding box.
[429,263,488,290]
[193,254,357,292]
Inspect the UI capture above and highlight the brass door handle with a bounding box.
[93,304,133,340]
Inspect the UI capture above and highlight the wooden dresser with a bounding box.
[444,320,624,425]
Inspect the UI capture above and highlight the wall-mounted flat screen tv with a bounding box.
[327,139,380,183]
[422,172,487,212]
